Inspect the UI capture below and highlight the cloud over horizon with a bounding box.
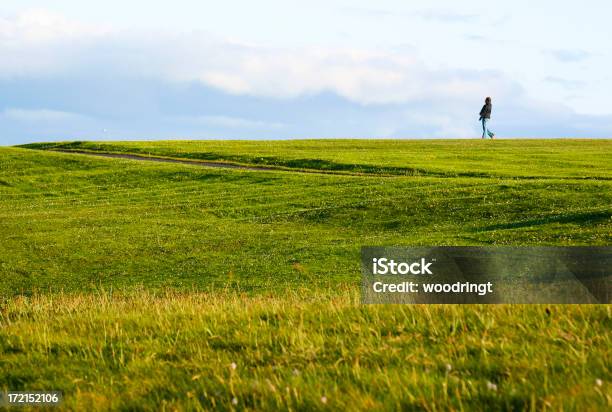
[0,10,520,105]
[1,9,610,144]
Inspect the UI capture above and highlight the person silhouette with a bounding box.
[479,97,495,139]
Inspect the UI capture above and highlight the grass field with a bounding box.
[23,139,612,178]
[1,139,611,410]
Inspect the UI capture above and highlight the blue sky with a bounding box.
[1,0,611,144]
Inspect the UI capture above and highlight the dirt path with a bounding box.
[51,149,374,176]
[52,150,287,172]
[41,149,601,181]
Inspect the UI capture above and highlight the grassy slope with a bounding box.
[21,139,612,178]
[1,141,611,410]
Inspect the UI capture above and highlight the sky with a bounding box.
[1,0,611,144]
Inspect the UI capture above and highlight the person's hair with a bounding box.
[485,97,491,104]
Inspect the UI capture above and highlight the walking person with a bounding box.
[479,97,495,139]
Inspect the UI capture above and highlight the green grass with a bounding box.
[2,291,610,411]
[21,138,612,179]
[1,140,611,410]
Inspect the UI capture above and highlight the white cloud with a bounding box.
[195,47,518,104]
[0,9,517,105]
[171,115,286,130]
[544,76,585,90]
[341,7,478,23]
[412,10,478,22]
[2,108,87,122]
[0,9,110,76]
[0,9,108,44]
[545,49,591,63]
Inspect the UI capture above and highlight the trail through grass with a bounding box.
[22,139,612,179]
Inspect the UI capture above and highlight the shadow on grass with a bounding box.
[478,210,611,231]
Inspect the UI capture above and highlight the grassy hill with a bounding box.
[1,140,611,410]
[22,139,612,178]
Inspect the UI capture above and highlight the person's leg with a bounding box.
[483,118,495,138]
[487,122,495,138]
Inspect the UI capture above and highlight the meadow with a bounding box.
[1,139,611,410]
[24,139,612,178]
